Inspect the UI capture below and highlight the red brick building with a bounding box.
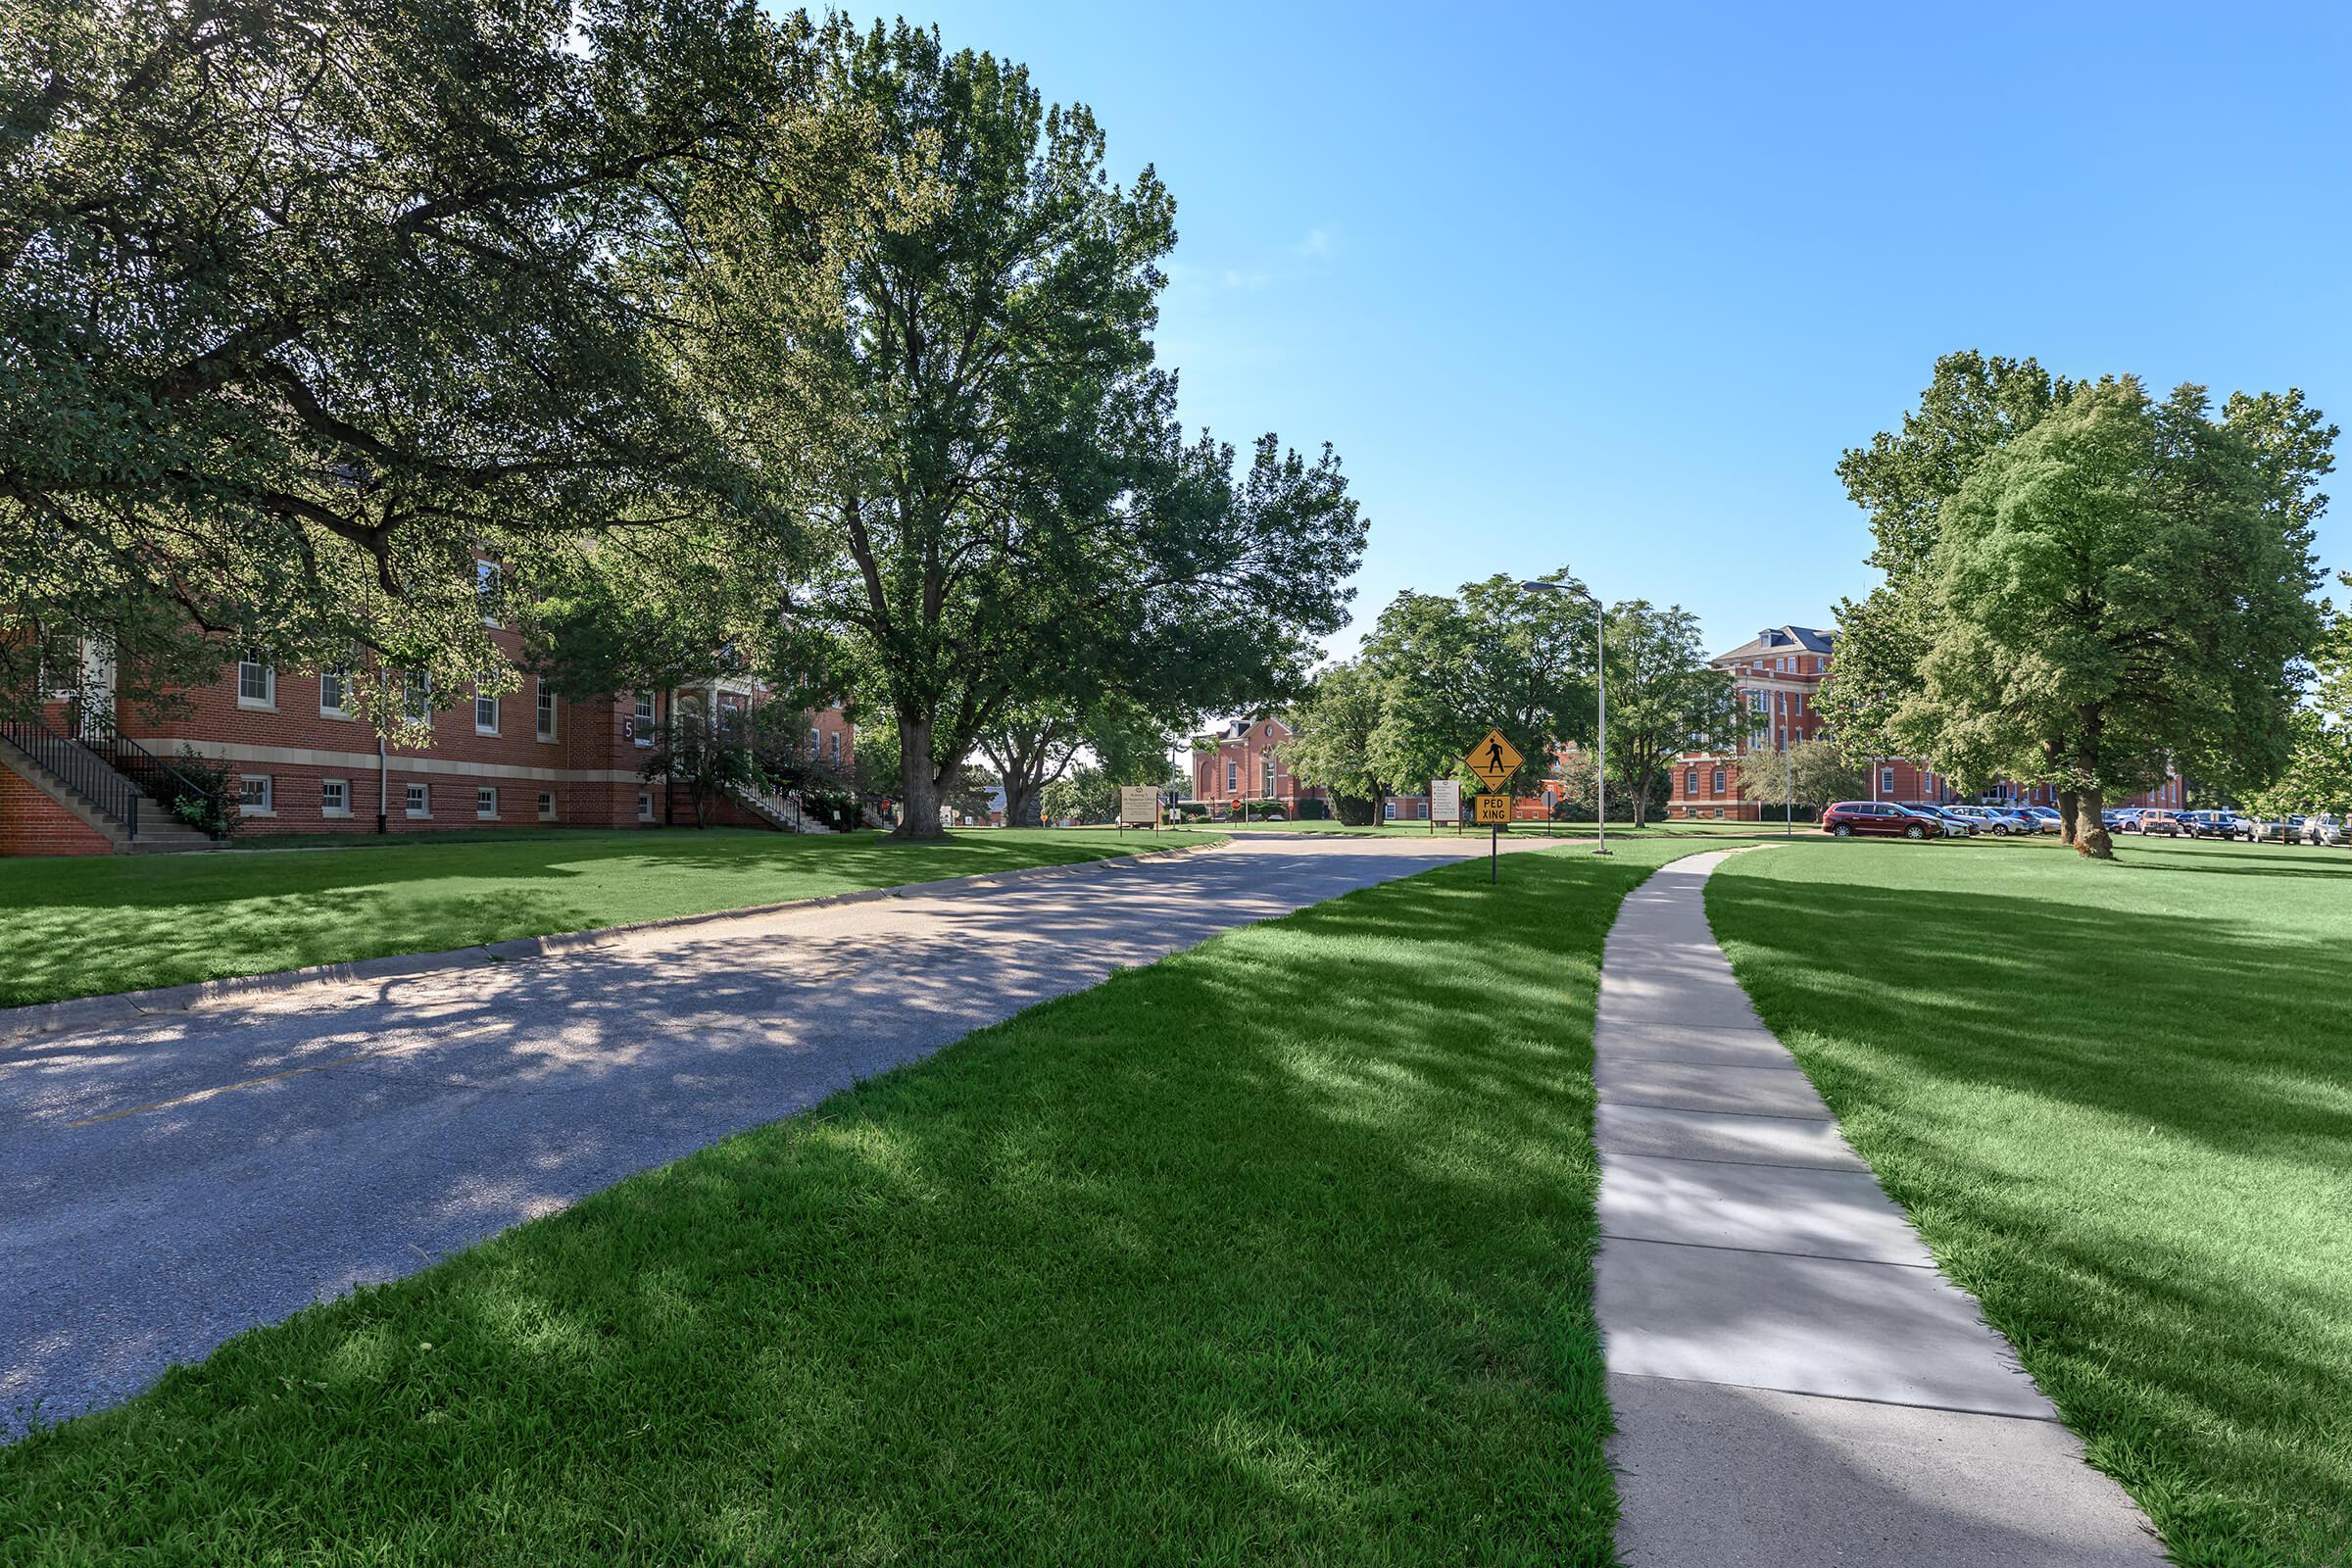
[1665,622,2183,819]
[1189,717,1326,813]
[0,627,853,855]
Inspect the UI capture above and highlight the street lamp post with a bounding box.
[1520,580,1609,856]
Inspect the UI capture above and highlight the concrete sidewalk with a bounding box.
[1592,851,2164,1566]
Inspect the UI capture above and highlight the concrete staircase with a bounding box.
[729,785,836,835]
[0,728,226,854]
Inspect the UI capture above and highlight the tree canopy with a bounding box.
[0,0,827,729]
[1597,600,1738,826]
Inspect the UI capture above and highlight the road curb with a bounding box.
[0,837,1226,1052]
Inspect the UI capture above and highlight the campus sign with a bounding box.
[1118,786,1160,827]
[1431,779,1461,824]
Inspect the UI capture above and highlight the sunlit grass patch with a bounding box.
[1709,833,2352,1567]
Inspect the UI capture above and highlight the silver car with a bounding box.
[2303,814,2346,847]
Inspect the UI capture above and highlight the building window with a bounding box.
[536,681,558,742]
[474,677,499,736]
[236,648,274,709]
[537,790,557,821]
[1262,756,1276,798]
[1881,766,1896,795]
[633,692,655,747]
[1226,760,1238,793]
[237,774,272,814]
[1686,767,1697,795]
[476,787,498,820]
[319,665,352,717]
[321,779,350,816]
[403,671,431,723]
[476,561,500,625]
[1384,799,1397,820]
[1712,767,1726,795]
[829,730,842,763]
[637,791,655,822]
[405,783,430,818]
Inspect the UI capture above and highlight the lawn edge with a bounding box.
[0,835,1229,1050]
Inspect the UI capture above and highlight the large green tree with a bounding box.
[1739,737,1869,817]
[1359,572,1596,797]
[678,24,1361,839]
[1279,662,1389,825]
[0,0,815,729]
[1902,379,2325,857]
[1598,600,1738,827]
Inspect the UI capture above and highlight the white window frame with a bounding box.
[318,665,353,718]
[475,786,498,820]
[403,671,431,723]
[320,778,350,817]
[633,691,655,747]
[237,774,273,815]
[537,790,557,822]
[405,783,431,819]
[829,729,841,763]
[1881,766,1897,795]
[474,676,499,736]
[236,648,275,710]
[1384,799,1397,820]
[535,680,558,742]
[1712,767,1726,795]
[476,561,501,626]
[637,791,654,822]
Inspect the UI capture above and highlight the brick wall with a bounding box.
[0,761,116,857]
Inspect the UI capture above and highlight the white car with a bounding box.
[2303,814,2346,847]
[1950,805,2033,836]
[2015,806,2065,834]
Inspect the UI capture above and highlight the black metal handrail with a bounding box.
[0,716,138,839]
[77,725,226,839]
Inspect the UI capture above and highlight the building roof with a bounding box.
[1713,625,1836,664]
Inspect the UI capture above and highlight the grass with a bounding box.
[1707,832,2352,1568]
[0,839,1698,1566]
[0,827,1222,1008]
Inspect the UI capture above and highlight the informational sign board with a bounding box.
[1464,728,1524,789]
[1431,779,1462,824]
[1118,786,1160,827]
[1473,793,1512,826]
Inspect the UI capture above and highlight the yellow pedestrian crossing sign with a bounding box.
[1474,793,1512,826]
[1464,728,1523,789]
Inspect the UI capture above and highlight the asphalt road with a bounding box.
[1,831,1541,1438]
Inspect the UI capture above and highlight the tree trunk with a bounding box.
[2073,784,2112,858]
[2056,787,2079,846]
[894,713,944,840]
[2072,706,2113,858]
[1004,783,1042,828]
[1630,760,1652,827]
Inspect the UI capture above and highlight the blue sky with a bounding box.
[900,1,2352,660]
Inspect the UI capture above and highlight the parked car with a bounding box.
[1948,804,2034,836]
[1902,804,1983,836]
[2016,806,2065,833]
[2238,814,2305,844]
[2103,808,2141,832]
[2178,810,2239,840]
[2135,808,2185,837]
[2303,813,2346,847]
[1822,801,1967,840]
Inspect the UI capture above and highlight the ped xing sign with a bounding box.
[1473,793,1512,826]
[1463,728,1523,789]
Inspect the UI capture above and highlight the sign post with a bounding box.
[1118,785,1159,835]
[1460,731,1525,884]
[1431,779,1461,837]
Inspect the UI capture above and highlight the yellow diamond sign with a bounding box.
[1463,728,1524,789]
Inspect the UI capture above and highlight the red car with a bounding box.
[1821,801,1956,840]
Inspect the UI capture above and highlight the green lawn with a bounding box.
[0,840,1698,1566]
[0,828,1221,1008]
[1708,832,2352,1568]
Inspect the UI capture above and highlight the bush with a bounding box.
[167,747,241,838]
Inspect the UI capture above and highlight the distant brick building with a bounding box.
[1666,622,2182,820]
[1189,717,1326,812]
[0,621,853,855]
